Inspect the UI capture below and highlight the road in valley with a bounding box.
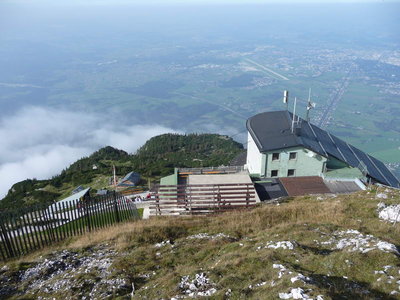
[317,66,355,128]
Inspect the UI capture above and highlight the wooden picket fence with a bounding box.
[150,183,258,216]
[0,192,139,261]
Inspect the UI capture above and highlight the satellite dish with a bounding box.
[307,151,316,158]
[306,88,316,122]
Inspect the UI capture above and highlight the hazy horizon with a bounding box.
[0,1,399,197]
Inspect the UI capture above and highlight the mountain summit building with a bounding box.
[246,110,400,188]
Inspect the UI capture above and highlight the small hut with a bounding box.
[117,172,141,187]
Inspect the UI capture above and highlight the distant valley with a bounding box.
[0,2,399,191]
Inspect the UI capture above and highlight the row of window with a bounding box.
[272,152,297,161]
[271,169,295,177]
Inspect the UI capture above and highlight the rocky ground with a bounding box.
[0,246,131,299]
[0,187,399,299]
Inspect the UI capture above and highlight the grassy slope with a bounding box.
[1,187,400,299]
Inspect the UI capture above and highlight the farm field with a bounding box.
[0,3,399,176]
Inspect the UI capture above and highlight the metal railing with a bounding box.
[178,166,246,175]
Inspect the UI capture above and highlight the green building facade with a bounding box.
[264,146,327,178]
[256,145,364,180]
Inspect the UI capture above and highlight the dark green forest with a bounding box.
[0,133,244,210]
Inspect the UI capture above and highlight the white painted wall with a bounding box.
[246,132,263,175]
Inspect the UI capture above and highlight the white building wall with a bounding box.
[246,132,263,175]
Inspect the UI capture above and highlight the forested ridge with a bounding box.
[0,133,244,210]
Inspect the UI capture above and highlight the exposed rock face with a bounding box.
[175,272,217,298]
[377,203,400,223]
[0,246,130,299]
[318,229,399,255]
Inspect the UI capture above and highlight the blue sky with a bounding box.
[3,0,400,4]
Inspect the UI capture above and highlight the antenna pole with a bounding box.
[283,90,289,111]
[306,88,315,122]
[113,165,117,190]
[291,97,297,133]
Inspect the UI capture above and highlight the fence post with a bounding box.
[90,198,99,230]
[76,200,84,235]
[44,206,56,242]
[156,195,160,216]
[114,191,120,223]
[216,185,222,211]
[49,204,60,242]
[15,213,30,254]
[29,210,41,249]
[121,196,129,221]
[188,186,192,214]
[0,238,6,261]
[61,202,70,238]
[104,195,113,225]
[97,196,107,228]
[70,200,78,236]
[86,195,92,232]
[55,202,65,241]
[28,210,41,250]
[0,220,14,258]
[8,215,23,257]
[246,184,250,208]
[32,207,45,248]
[3,213,19,258]
[20,213,35,251]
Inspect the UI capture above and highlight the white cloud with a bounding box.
[0,106,176,197]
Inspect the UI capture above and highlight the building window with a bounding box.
[289,152,297,160]
[271,170,278,177]
[287,169,295,176]
[272,153,280,161]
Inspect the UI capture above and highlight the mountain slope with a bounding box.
[0,188,399,299]
[0,133,243,210]
[132,133,244,176]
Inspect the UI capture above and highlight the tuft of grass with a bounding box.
[2,189,400,299]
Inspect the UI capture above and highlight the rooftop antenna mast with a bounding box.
[306,88,316,122]
[283,90,289,111]
[291,97,297,133]
[113,165,117,190]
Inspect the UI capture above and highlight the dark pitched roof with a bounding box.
[72,185,84,195]
[247,111,299,152]
[118,172,140,187]
[247,111,400,188]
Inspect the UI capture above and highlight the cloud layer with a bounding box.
[0,107,175,197]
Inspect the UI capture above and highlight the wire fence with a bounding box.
[0,192,139,261]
